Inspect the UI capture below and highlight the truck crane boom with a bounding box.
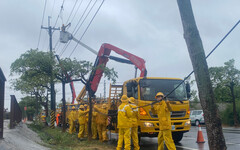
[60,29,147,102]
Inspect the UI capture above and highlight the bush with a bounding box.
[220,101,240,126]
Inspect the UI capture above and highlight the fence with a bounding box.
[0,68,6,139]
[10,95,22,129]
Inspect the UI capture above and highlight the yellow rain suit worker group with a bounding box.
[84,104,88,137]
[129,97,140,150]
[151,92,176,150]
[91,100,98,140]
[94,104,108,142]
[91,110,98,139]
[78,105,89,140]
[116,95,133,150]
[68,106,78,134]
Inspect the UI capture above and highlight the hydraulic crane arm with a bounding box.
[60,29,147,98]
[88,43,147,94]
[76,85,86,103]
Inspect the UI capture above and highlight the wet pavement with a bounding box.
[0,120,49,150]
[108,126,240,150]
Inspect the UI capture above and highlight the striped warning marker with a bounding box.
[50,110,55,129]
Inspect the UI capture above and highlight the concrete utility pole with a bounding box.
[177,0,226,149]
[41,16,60,128]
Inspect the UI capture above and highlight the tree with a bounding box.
[209,59,240,126]
[56,56,118,135]
[177,0,227,149]
[10,49,54,117]
[10,49,118,137]
[18,96,37,121]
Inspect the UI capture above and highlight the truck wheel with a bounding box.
[172,132,183,143]
[195,120,200,126]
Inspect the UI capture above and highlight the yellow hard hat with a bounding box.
[102,104,107,109]
[72,106,75,109]
[79,105,84,109]
[84,104,88,107]
[121,95,128,102]
[155,92,164,99]
[129,97,135,103]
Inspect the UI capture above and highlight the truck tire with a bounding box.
[195,120,200,126]
[172,132,183,143]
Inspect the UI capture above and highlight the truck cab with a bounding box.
[122,77,191,142]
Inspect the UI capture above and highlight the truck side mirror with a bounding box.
[186,82,191,99]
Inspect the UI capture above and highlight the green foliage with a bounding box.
[19,96,37,119]
[209,59,240,103]
[28,122,115,150]
[10,49,54,94]
[220,101,240,126]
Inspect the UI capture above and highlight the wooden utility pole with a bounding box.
[176,0,227,149]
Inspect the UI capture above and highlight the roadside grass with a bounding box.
[28,121,115,150]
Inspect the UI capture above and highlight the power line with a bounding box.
[53,0,65,28]
[50,0,56,17]
[69,0,105,58]
[66,0,79,24]
[73,0,97,35]
[37,0,48,49]
[59,0,94,56]
[70,0,84,24]
[136,19,240,109]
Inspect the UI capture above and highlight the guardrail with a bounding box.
[0,68,6,139]
[10,95,22,129]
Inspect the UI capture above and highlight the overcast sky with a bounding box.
[1,0,240,109]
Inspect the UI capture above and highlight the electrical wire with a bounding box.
[50,0,56,17]
[66,0,79,24]
[70,0,84,24]
[54,0,65,28]
[135,19,240,109]
[69,0,105,58]
[72,0,94,35]
[37,0,48,49]
[59,0,94,56]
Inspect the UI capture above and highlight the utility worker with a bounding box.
[116,95,133,150]
[78,105,89,140]
[92,100,98,140]
[129,97,140,150]
[68,106,77,134]
[56,113,60,126]
[94,104,108,142]
[84,104,89,137]
[151,92,176,150]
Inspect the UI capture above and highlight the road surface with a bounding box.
[0,120,49,150]
[108,126,240,150]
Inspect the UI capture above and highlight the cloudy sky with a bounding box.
[1,0,240,109]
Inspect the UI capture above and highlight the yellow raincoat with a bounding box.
[94,106,108,142]
[78,109,89,139]
[68,110,77,134]
[116,98,133,150]
[129,103,140,150]
[151,100,176,150]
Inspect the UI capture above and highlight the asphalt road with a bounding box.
[108,126,240,150]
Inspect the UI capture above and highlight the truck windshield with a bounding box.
[139,79,188,101]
